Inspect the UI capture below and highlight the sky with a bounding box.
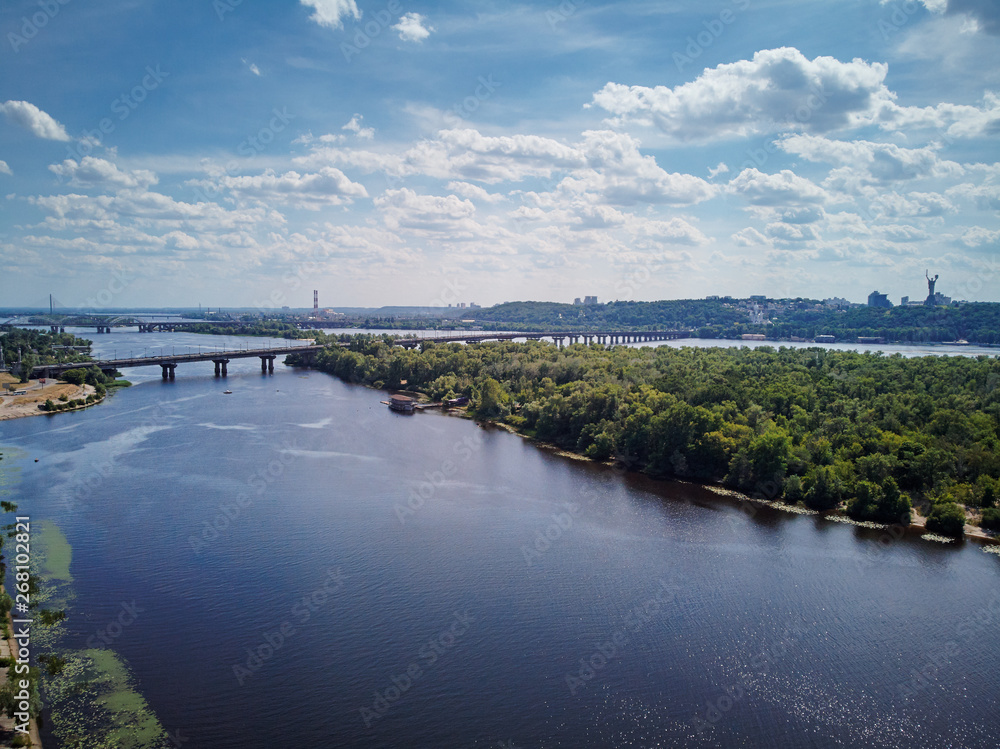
[0,0,998,310]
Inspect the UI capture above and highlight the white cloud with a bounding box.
[0,160,11,176]
[300,0,360,29]
[48,157,158,190]
[342,114,374,139]
[447,181,505,203]
[0,100,70,141]
[726,168,830,206]
[590,48,895,141]
[198,168,368,210]
[961,226,1000,246]
[708,162,729,179]
[393,12,433,42]
[375,188,477,234]
[732,227,769,246]
[242,58,262,76]
[779,134,964,185]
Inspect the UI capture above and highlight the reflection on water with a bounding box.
[1,329,997,748]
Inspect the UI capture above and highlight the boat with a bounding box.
[223,389,233,394]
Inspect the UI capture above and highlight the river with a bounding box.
[1,328,998,748]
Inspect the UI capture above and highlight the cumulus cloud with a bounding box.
[726,168,830,206]
[0,160,11,176]
[447,181,505,203]
[590,48,895,141]
[49,157,158,190]
[342,114,374,139]
[0,100,70,141]
[200,168,368,209]
[300,0,360,29]
[393,12,433,42]
[779,134,964,184]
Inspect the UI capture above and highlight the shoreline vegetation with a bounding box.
[286,335,1000,544]
[0,329,127,422]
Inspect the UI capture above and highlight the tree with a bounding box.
[926,502,967,537]
[473,377,509,419]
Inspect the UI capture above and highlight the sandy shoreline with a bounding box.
[0,382,98,421]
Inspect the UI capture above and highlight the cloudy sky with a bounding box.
[1,0,998,309]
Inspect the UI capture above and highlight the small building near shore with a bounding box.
[741,333,766,341]
[388,394,415,412]
[815,335,836,343]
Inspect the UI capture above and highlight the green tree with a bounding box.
[926,502,967,537]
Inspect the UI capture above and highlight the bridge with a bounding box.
[28,330,693,381]
[393,330,694,348]
[32,344,323,380]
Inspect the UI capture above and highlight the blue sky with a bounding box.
[1,0,998,309]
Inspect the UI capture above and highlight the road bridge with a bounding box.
[32,344,323,380]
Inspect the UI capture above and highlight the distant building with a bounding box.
[573,298,582,305]
[584,296,598,305]
[815,334,836,343]
[867,291,892,308]
[749,295,766,302]
[469,302,481,309]
[930,292,952,306]
[705,295,720,301]
[742,333,766,340]
[822,297,850,308]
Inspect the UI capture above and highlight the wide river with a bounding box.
[2,329,998,748]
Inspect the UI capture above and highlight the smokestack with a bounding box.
[313,290,318,312]
[50,293,53,315]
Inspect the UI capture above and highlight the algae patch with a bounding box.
[45,648,169,749]
[35,519,73,582]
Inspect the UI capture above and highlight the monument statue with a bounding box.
[925,270,939,305]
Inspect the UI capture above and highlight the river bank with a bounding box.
[0,383,99,422]
[473,411,1000,549]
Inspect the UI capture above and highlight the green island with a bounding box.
[288,336,1000,538]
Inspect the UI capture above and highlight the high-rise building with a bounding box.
[313,290,318,312]
[867,291,892,308]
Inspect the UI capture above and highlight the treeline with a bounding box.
[288,337,1000,536]
[452,300,1000,343]
[2,328,93,382]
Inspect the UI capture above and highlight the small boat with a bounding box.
[223,389,233,394]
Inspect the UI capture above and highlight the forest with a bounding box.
[0,328,93,381]
[287,336,1000,537]
[455,299,1000,343]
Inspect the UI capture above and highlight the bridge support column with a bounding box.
[553,337,564,349]
[161,363,176,380]
[213,359,230,377]
[260,355,275,373]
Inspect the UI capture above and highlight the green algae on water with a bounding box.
[45,649,169,749]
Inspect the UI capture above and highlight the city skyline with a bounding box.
[1,0,999,307]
